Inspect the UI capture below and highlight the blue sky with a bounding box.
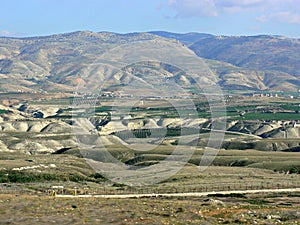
[1,0,300,37]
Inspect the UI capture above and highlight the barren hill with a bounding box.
[189,35,300,90]
[0,31,299,92]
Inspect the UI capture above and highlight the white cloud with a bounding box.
[276,12,300,24]
[166,0,300,23]
[258,12,300,24]
[216,0,266,13]
[168,0,218,17]
[167,0,268,18]
[217,0,264,8]
[0,30,25,37]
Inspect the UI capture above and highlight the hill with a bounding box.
[0,31,168,92]
[0,31,299,92]
[149,31,213,45]
[190,35,300,79]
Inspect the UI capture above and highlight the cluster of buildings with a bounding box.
[252,93,298,99]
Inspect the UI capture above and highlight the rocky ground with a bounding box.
[1,193,300,224]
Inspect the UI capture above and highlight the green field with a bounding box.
[240,112,299,120]
[0,109,10,114]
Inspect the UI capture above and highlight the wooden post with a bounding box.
[74,187,78,196]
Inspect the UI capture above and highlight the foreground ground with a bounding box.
[1,192,300,224]
[0,95,299,224]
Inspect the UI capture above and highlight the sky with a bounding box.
[1,0,300,38]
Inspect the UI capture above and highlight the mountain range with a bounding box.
[0,31,299,93]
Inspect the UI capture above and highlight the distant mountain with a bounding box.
[204,58,300,91]
[149,31,213,45]
[0,31,164,92]
[0,31,299,93]
[190,35,300,78]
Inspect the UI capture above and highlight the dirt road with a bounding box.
[56,187,300,199]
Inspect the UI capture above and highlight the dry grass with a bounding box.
[1,193,300,224]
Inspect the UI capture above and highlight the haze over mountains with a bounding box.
[0,31,299,93]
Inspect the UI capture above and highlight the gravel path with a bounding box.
[56,187,300,199]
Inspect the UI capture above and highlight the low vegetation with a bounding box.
[0,192,300,224]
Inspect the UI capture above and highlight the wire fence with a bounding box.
[89,181,300,196]
[1,181,300,196]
